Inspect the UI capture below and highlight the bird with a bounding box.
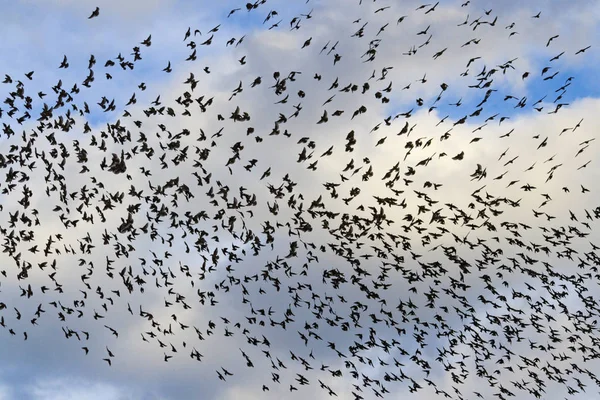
[546,34,559,47]
[575,45,591,54]
[58,55,69,69]
[88,7,100,19]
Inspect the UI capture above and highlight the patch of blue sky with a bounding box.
[0,0,318,136]
[382,59,598,129]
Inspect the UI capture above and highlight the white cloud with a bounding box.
[28,378,135,400]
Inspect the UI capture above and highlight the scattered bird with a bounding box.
[88,7,100,19]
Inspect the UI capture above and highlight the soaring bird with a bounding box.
[88,7,100,19]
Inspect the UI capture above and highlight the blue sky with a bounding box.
[0,0,600,399]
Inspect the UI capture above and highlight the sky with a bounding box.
[0,0,599,399]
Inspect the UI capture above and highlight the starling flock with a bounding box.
[0,0,598,399]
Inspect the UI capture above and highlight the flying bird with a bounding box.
[88,7,100,19]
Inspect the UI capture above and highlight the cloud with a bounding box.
[26,378,142,400]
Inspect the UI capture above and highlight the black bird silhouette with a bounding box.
[88,7,100,19]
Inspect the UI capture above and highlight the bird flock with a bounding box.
[0,0,599,399]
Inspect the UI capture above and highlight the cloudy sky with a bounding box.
[0,0,599,399]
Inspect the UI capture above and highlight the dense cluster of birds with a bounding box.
[0,0,598,399]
